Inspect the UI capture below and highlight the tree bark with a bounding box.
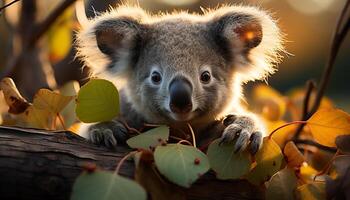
[0,126,263,200]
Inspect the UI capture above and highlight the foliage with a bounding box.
[0,77,350,199]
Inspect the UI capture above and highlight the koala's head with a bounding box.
[77,5,283,124]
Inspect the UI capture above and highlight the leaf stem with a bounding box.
[115,151,137,175]
[269,121,307,139]
[0,0,20,12]
[177,140,193,146]
[187,123,197,148]
[57,113,66,130]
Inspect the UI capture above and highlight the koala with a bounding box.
[76,5,284,155]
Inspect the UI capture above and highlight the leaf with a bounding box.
[326,156,350,199]
[335,135,350,154]
[296,182,326,200]
[307,108,350,147]
[207,139,251,180]
[48,7,74,63]
[283,141,305,168]
[154,144,210,188]
[19,106,53,129]
[253,84,286,121]
[71,170,146,200]
[0,77,30,114]
[33,89,74,114]
[135,152,186,200]
[265,119,296,148]
[246,137,284,185]
[266,168,298,200]
[127,126,169,150]
[76,79,119,123]
[59,81,80,128]
[298,163,318,183]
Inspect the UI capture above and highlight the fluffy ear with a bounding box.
[76,6,148,76]
[209,6,284,82]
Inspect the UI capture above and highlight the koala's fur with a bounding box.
[76,5,284,154]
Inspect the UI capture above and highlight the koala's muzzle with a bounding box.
[169,78,193,114]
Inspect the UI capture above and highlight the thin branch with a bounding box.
[294,139,337,153]
[292,80,316,140]
[307,0,350,118]
[1,0,77,78]
[268,121,307,139]
[0,0,20,12]
[27,0,77,48]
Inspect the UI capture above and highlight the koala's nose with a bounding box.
[169,78,193,114]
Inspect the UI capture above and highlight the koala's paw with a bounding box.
[86,121,128,149]
[220,115,263,155]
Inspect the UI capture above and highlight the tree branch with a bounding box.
[0,0,20,12]
[0,126,263,200]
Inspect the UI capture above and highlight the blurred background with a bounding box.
[0,0,349,111]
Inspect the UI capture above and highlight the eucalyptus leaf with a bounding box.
[71,170,146,200]
[154,144,210,188]
[76,79,119,123]
[127,126,169,149]
[246,137,284,185]
[207,139,251,180]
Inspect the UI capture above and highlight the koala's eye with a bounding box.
[200,71,211,84]
[151,71,162,84]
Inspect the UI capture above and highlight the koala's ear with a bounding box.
[76,7,147,75]
[208,6,284,81]
[95,18,141,56]
[211,12,263,53]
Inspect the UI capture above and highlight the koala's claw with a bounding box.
[220,116,263,155]
[87,121,128,149]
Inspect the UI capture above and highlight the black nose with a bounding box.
[169,77,193,114]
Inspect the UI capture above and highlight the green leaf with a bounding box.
[266,168,298,200]
[76,79,119,123]
[154,144,210,188]
[246,137,284,185]
[207,139,251,180]
[71,170,146,200]
[127,126,169,150]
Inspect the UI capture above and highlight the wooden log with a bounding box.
[0,126,263,200]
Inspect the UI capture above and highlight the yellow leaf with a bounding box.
[19,106,53,129]
[0,77,30,114]
[296,182,326,200]
[307,108,350,147]
[246,137,284,185]
[299,163,319,183]
[33,89,74,114]
[265,119,296,148]
[253,84,286,121]
[283,141,305,168]
[48,7,74,63]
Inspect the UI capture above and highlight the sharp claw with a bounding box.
[234,131,249,153]
[249,131,263,155]
[103,129,117,148]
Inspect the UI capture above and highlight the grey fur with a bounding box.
[76,5,284,155]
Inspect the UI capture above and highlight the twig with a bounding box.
[115,151,137,175]
[177,140,193,146]
[307,0,350,118]
[1,0,77,78]
[294,139,337,153]
[292,80,316,140]
[27,0,76,48]
[0,0,20,12]
[268,121,307,139]
[187,123,197,148]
